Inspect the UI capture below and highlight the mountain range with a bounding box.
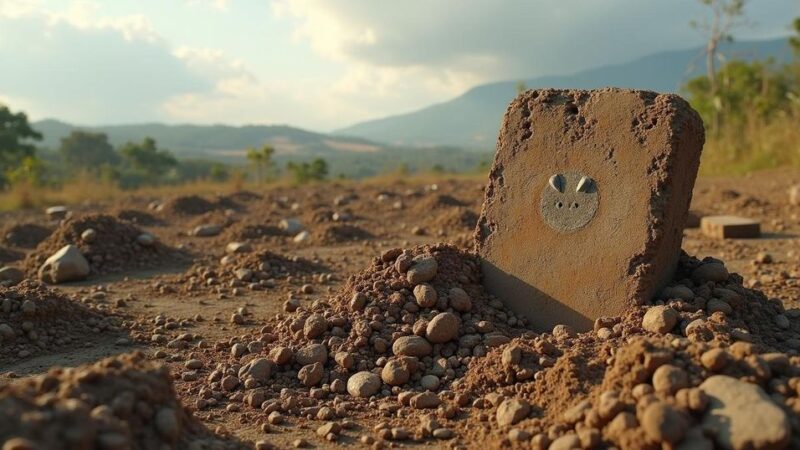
[32,37,792,167]
[335,37,793,149]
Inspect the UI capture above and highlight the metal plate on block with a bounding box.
[539,171,599,232]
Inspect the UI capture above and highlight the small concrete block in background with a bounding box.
[685,210,702,229]
[701,215,760,239]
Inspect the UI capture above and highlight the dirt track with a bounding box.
[1,170,799,449]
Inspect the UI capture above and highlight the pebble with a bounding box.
[154,408,178,440]
[413,284,437,308]
[298,362,324,387]
[295,344,327,365]
[406,255,438,284]
[652,364,688,395]
[381,360,409,385]
[410,392,441,409]
[691,262,729,283]
[426,312,460,343]
[392,335,432,357]
[642,306,678,334]
[448,287,472,312]
[347,371,381,398]
[495,398,530,426]
[641,402,687,443]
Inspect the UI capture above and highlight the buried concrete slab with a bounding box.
[475,88,705,331]
[701,215,761,239]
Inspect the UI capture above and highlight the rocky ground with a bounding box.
[0,170,798,449]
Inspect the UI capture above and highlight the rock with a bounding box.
[280,218,304,235]
[80,228,96,242]
[269,346,293,365]
[410,392,441,409]
[38,245,90,284]
[642,306,678,334]
[226,241,251,254]
[350,292,368,310]
[448,287,472,312]
[45,205,69,219]
[692,262,729,284]
[392,335,432,357]
[426,312,460,343]
[192,224,222,237]
[700,375,790,450]
[347,371,381,398]
[406,255,437,284]
[303,314,327,339]
[293,231,310,243]
[381,360,410,385]
[701,349,730,372]
[136,233,155,246]
[549,434,581,450]
[707,298,732,315]
[413,284,437,308]
[0,267,24,286]
[420,374,440,390]
[154,408,178,440]
[234,268,252,281]
[295,343,327,365]
[241,358,272,382]
[476,89,704,332]
[496,398,530,426]
[641,402,687,443]
[317,422,341,437]
[298,362,324,387]
[652,365,688,395]
[662,285,694,301]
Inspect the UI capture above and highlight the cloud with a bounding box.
[0,4,210,124]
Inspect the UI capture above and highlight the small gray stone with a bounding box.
[496,398,530,426]
[426,312,460,344]
[347,371,381,398]
[38,245,90,284]
[392,335,432,357]
[406,255,438,284]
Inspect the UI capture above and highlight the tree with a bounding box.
[59,130,119,172]
[690,0,748,133]
[286,158,328,184]
[515,81,528,95]
[246,144,275,183]
[120,137,177,181]
[0,104,42,187]
[790,17,800,58]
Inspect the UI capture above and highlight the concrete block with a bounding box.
[701,215,760,239]
[476,88,704,331]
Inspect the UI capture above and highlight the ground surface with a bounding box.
[0,170,799,449]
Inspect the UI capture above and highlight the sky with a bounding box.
[0,0,797,132]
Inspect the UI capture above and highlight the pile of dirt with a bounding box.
[415,193,469,211]
[115,208,164,226]
[2,223,52,248]
[172,244,800,448]
[0,351,247,450]
[306,223,373,245]
[431,207,479,233]
[223,222,286,242]
[0,280,120,363]
[154,250,328,295]
[0,247,24,264]
[23,214,182,277]
[160,195,221,216]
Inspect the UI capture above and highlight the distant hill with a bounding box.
[335,38,793,149]
[32,120,387,160]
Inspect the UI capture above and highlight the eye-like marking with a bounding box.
[549,174,565,193]
[576,176,594,193]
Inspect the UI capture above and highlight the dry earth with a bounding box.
[0,170,798,449]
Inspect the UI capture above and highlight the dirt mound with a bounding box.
[415,193,469,211]
[2,223,52,248]
[308,223,373,245]
[160,195,220,216]
[116,208,164,226]
[0,351,247,449]
[169,243,800,448]
[432,207,479,232]
[23,214,181,278]
[223,222,286,242]
[0,280,121,363]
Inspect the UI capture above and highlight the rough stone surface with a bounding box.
[476,88,704,331]
[347,371,381,398]
[700,375,790,450]
[37,244,90,284]
[496,398,530,426]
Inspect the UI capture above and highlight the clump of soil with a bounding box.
[0,280,120,363]
[116,208,164,226]
[2,223,52,248]
[23,214,181,277]
[0,351,247,450]
[432,207,479,232]
[415,194,468,211]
